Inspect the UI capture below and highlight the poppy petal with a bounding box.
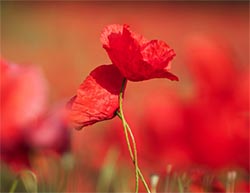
[68,64,125,130]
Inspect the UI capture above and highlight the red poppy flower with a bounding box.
[184,37,249,170]
[1,59,48,150]
[0,59,48,170]
[100,24,178,81]
[1,59,70,171]
[68,64,125,130]
[185,36,235,95]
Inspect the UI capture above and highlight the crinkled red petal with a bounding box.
[68,64,125,130]
[100,24,178,81]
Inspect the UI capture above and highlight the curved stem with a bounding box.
[117,111,151,193]
[125,120,151,193]
[117,78,139,193]
[117,78,151,193]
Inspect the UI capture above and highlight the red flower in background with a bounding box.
[101,24,178,81]
[68,64,125,130]
[26,104,71,154]
[1,59,48,152]
[1,59,70,171]
[184,36,249,170]
[137,90,192,171]
[185,36,236,97]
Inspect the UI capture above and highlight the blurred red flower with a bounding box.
[26,104,71,154]
[185,36,237,98]
[188,169,226,192]
[68,64,125,130]
[0,59,70,171]
[135,90,192,171]
[184,36,249,170]
[101,24,178,81]
[235,180,250,193]
[0,59,48,152]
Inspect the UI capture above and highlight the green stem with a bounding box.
[117,78,139,193]
[124,115,151,193]
[137,168,151,193]
[9,178,18,193]
[117,112,151,193]
[117,78,151,193]
[177,177,184,193]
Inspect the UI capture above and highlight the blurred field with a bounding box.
[1,1,249,192]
